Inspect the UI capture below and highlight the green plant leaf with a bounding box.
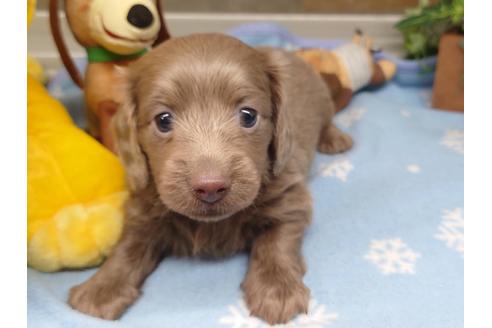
[405,32,427,58]
[395,0,464,59]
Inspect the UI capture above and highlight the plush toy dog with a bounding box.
[295,32,396,112]
[49,0,170,150]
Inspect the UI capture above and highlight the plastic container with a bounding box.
[378,52,436,87]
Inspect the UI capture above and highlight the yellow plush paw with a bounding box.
[28,192,127,272]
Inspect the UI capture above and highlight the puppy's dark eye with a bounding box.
[154,112,173,133]
[239,107,258,128]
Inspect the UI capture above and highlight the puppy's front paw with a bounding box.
[242,277,310,325]
[68,279,140,320]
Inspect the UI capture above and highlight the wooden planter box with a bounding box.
[431,33,464,112]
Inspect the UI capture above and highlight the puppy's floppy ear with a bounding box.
[112,68,149,193]
[261,48,293,176]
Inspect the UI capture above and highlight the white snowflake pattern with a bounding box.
[364,238,421,275]
[335,107,367,128]
[319,158,353,182]
[440,129,464,155]
[406,164,421,174]
[435,208,464,255]
[400,109,411,118]
[219,299,338,328]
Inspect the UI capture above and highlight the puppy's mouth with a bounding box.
[189,212,232,222]
[185,202,236,222]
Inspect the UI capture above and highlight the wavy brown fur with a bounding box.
[68,33,352,324]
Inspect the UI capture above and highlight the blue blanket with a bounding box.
[30,25,463,328]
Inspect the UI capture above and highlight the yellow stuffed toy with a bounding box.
[27,0,128,272]
[27,76,128,272]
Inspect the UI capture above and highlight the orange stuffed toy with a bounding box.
[295,32,396,112]
[49,0,170,150]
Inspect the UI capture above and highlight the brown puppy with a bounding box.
[68,33,353,324]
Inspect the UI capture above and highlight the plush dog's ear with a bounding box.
[152,0,171,47]
[49,0,84,88]
[112,69,149,193]
[261,49,293,176]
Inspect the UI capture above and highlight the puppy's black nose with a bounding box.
[192,178,230,204]
[127,4,154,29]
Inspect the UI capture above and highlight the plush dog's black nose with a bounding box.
[127,4,154,29]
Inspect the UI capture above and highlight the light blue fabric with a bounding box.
[31,25,463,328]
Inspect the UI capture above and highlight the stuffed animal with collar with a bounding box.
[295,32,396,112]
[49,0,170,150]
